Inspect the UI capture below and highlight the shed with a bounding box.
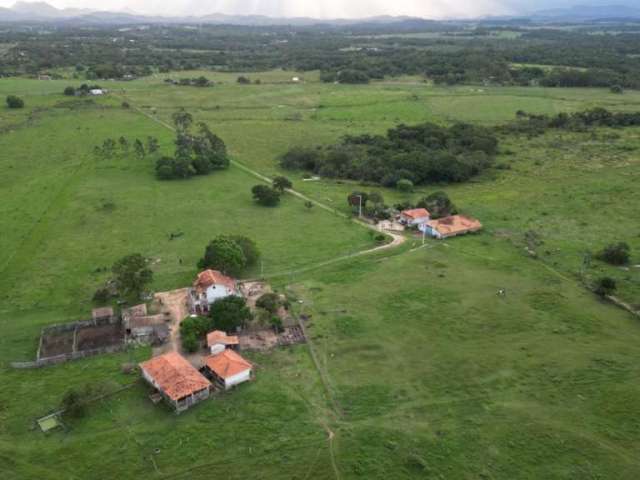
[139,352,211,412]
[206,330,239,354]
[91,307,114,322]
[204,350,252,390]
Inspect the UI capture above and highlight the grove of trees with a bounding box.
[198,235,260,276]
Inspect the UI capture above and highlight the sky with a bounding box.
[1,0,635,18]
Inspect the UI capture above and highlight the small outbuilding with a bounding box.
[420,215,482,239]
[89,89,104,96]
[204,350,252,391]
[139,351,211,413]
[207,330,239,355]
[400,208,430,226]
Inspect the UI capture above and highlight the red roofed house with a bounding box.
[139,352,211,412]
[204,350,253,390]
[207,330,239,355]
[190,269,240,314]
[400,208,430,226]
[420,215,482,239]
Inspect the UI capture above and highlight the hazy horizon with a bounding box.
[1,0,638,18]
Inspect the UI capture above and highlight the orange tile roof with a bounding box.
[401,208,430,219]
[428,215,482,237]
[207,330,240,347]
[194,269,237,291]
[205,350,252,379]
[139,352,210,401]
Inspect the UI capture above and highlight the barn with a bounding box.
[204,350,253,391]
[420,215,482,239]
[139,352,211,413]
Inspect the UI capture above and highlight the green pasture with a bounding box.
[0,74,639,479]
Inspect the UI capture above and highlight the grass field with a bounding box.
[1,72,639,479]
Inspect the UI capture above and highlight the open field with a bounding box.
[1,73,639,479]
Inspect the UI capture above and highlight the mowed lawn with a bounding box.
[1,75,640,479]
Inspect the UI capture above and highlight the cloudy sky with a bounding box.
[1,0,634,18]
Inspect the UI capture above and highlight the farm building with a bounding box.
[203,350,252,390]
[400,208,430,226]
[89,89,104,95]
[139,352,211,413]
[91,306,115,322]
[207,330,239,354]
[420,215,482,239]
[122,304,169,345]
[190,269,240,314]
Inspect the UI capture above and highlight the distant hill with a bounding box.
[532,4,640,21]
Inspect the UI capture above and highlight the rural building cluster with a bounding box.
[399,208,483,239]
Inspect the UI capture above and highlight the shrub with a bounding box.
[92,287,111,304]
[61,389,86,418]
[594,277,616,297]
[252,185,281,206]
[596,242,630,266]
[6,95,24,109]
[63,86,76,96]
[256,293,280,314]
[396,179,414,193]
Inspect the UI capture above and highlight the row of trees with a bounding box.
[250,176,292,206]
[155,110,230,180]
[94,136,159,160]
[281,122,498,187]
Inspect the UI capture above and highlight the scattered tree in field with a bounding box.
[118,136,129,154]
[252,185,281,206]
[596,242,630,266]
[209,296,252,332]
[417,191,458,219]
[121,101,130,109]
[61,389,86,418]
[133,139,145,159]
[396,179,414,193]
[146,136,160,154]
[272,176,292,193]
[594,277,617,297]
[237,76,251,84]
[305,200,314,211]
[112,254,153,303]
[172,109,193,132]
[6,95,24,109]
[63,86,76,96]
[198,236,246,275]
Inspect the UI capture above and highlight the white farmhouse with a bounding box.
[204,349,252,390]
[400,208,430,226]
[190,269,240,314]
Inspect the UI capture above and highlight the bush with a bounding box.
[256,292,280,314]
[594,277,616,297]
[396,179,414,192]
[61,389,86,418]
[210,296,252,332]
[92,287,111,304]
[252,184,281,206]
[596,242,630,266]
[237,76,251,84]
[6,95,24,109]
[63,86,76,96]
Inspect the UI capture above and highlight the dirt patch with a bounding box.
[238,326,306,352]
[76,323,123,351]
[239,281,272,309]
[39,330,75,357]
[151,288,194,360]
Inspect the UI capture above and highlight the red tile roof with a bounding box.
[205,350,252,380]
[401,208,430,219]
[194,270,237,291]
[139,352,210,401]
[207,330,240,347]
[428,215,482,237]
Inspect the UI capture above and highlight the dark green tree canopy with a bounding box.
[209,296,252,332]
[6,95,24,109]
[252,185,281,207]
[198,236,246,275]
[417,191,458,219]
[112,253,153,303]
[272,176,293,193]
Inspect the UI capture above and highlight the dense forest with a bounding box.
[1,21,639,88]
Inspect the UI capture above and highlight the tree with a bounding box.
[61,389,86,419]
[198,236,246,275]
[209,296,252,332]
[112,254,153,303]
[256,292,280,314]
[305,200,314,211]
[118,136,129,154]
[396,179,414,193]
[121,101,130,109]
[596,242,630,266]
[368,191,384,207]
[417,191,457,219]
[6,95,24,109]
[172,109,193,132]
[179,315,212,352]
[237,76,251,84]
[228,235,260,268]
[133,139,145,159]
[63,86,76,96]
[252,185,281,207]
[272,176,292,193]
[146,136,160,154]
[594,277,616,297]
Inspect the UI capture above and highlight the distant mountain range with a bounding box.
[0,1,639,25]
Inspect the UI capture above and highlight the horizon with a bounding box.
[1,0,638,20]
